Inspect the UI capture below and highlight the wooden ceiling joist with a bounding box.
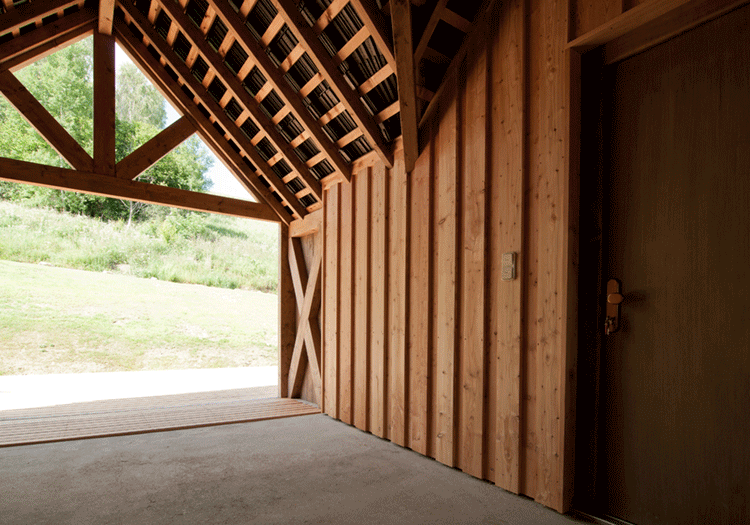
[116,116,195,180]
[118,2,308,218]
[114,15,294,224]
[272,0,394,168]
[153,0,323,202]
[205,0,353,182]
[0,0,80,35]
[0,69,94,171]
[0,157,280,222]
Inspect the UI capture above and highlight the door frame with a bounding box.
[567,0,750,518]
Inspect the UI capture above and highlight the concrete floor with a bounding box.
[0,414,586,525]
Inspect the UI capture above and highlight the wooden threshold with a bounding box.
[0,389,320,447]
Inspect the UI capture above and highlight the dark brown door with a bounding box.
[596,6,750,525]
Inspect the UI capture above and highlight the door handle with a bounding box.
[605,279,623,335]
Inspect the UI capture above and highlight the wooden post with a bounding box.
[93,31,115,176]
[278,223,296,397]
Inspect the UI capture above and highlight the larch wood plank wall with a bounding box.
[320,0,594,513]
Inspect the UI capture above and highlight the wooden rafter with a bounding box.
[0,70,94,171]
[347,0,396,70]
[116,116,195,180]
[0,20,93,72]
[154,0,323,202]
[118,2,308,218]
[206,0,352,182]
[98,0,115,35]
[272,0,394,168]
[0,0,79,35]
[93,32,115,176]
[114,16,293,224]
[287,237,322,399]
[390,0,418,172]
[0,157,280,221]
[0,6,96,67]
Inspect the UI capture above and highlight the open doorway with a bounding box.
[0,37,281,420]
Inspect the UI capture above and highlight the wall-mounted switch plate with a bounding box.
[501,252,516,281]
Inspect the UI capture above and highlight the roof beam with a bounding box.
[116,116,195,180]
[98,0,115,35]
[118,2,307,218]
[390,0,418,172]
[0,0,79,35]
[0,6,96,67]
[272,0,394,168]
[205,0,352,181]
[154,0,323,201]
[114,16,294,224]
[0,157,280,222]
[0,21,93,72]
[0,70,94,171]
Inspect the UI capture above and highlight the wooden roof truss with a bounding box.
[1,0,488,221]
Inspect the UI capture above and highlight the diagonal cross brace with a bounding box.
[287,237,322,399]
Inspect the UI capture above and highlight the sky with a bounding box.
[114,44,254,202]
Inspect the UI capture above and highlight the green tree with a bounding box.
[0,38,213,223]
[116,63,166,129]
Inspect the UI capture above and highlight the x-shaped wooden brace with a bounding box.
[287,237,322,399]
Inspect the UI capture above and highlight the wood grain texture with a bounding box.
[388,154,408,446]
[353,170,371,430]
[433,73,459,468]
[0,158,279,221]
[408,138,431,455]
[369,162,388,438]
[323,186,340,417]
[527,0,573,511]
[457,38,487,480]
[278,223,296,398]
[338,180,354,424]
[570,0,624,39]
[491,0,524,494]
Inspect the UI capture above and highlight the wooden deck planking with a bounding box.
[0,390,318,447]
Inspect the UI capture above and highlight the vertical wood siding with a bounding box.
[321,0,579,512]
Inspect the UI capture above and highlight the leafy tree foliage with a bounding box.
[0,38,213,223]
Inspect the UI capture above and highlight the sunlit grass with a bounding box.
[0,200,279,292]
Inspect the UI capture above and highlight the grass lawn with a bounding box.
[0,260,278,375]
